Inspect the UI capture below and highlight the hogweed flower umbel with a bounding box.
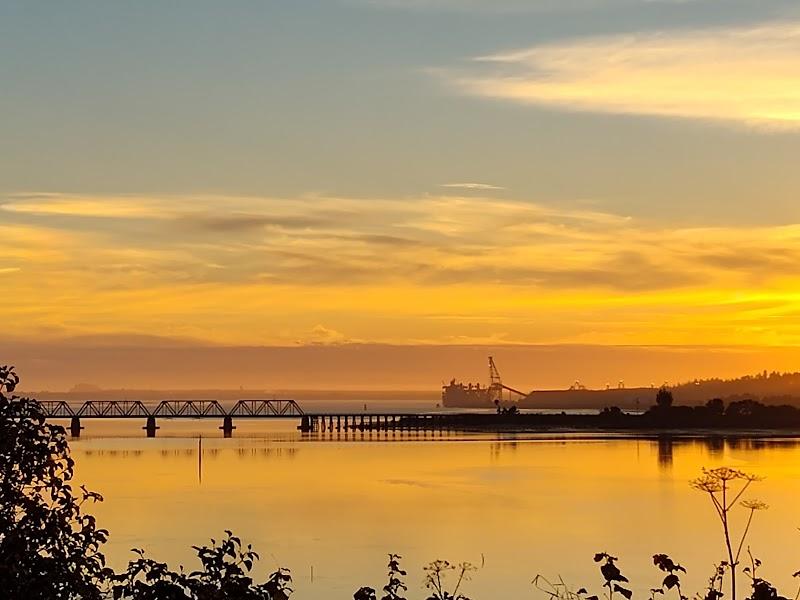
[690,467,767,600]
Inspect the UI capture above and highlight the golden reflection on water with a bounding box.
[66,420,800,600]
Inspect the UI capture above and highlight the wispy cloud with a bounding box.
[0,195,173,219]
[5,192,800,291]
[441,182,507,191]
[300,325,360,346]
[6,192,800,345]
[447,22,800,128]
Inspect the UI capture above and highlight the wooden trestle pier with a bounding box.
[298,413,451,433]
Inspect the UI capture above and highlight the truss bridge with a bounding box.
[40,399,305,438]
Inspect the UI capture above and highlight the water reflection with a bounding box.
[83,449,144,458]
[67,424,800,600]
[654,435,800,471]
[489,441,519,461]
[72,422,800,476]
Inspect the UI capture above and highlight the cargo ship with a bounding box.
[442,356,527,408]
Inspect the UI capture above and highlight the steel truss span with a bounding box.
[39,399,305,419]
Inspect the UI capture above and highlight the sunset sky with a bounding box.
[4,1,800,388]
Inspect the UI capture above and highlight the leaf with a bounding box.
[601,562,628,583]
[614,585,633,599]
[663,575,680,590]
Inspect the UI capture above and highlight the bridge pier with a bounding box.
[299,415,312,432]
[220,415,236,438]
[70,416,83,438]
[144,416,159,438]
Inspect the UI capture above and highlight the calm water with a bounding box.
[65,419,800,599]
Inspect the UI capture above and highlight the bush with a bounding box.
[0,365,110,599]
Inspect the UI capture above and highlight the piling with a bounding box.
[144,416,159,438]
[70,416,83,438]
[220,415,236,438]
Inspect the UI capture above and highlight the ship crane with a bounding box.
[488,356,527,402]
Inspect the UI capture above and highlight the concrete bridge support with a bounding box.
[70,416,83,438]
[220,415,236,438]
[144,416,159,438]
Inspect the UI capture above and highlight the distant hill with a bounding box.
[519,371,800,410]
[668,371,800,404]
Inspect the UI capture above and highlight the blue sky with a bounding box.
[3,0,800,222]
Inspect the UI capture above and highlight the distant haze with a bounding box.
[6,337,800,393]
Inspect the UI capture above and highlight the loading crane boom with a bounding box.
[488,356,527,400]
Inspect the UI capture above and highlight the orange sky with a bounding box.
[5,193,800,353]
[7,340,800,392]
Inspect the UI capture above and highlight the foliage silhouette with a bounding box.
[593,553,632,600]
[700,562,727,600]
[109,533,293,600]
[537,549,799,600]
[651,554,686,600]
[656,388,674,409]
[423,560,476,600]
[354,554,408,600]
[0,365,110,599]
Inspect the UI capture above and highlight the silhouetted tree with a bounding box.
[726,399,762,419]
[705,398,725,417]
[656,388,674,409]
[0,365,110,599]
[599,406,624,419]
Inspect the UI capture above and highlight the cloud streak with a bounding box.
[448,22,800,127]
[6,192,800,346]
[441,182,507,191]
